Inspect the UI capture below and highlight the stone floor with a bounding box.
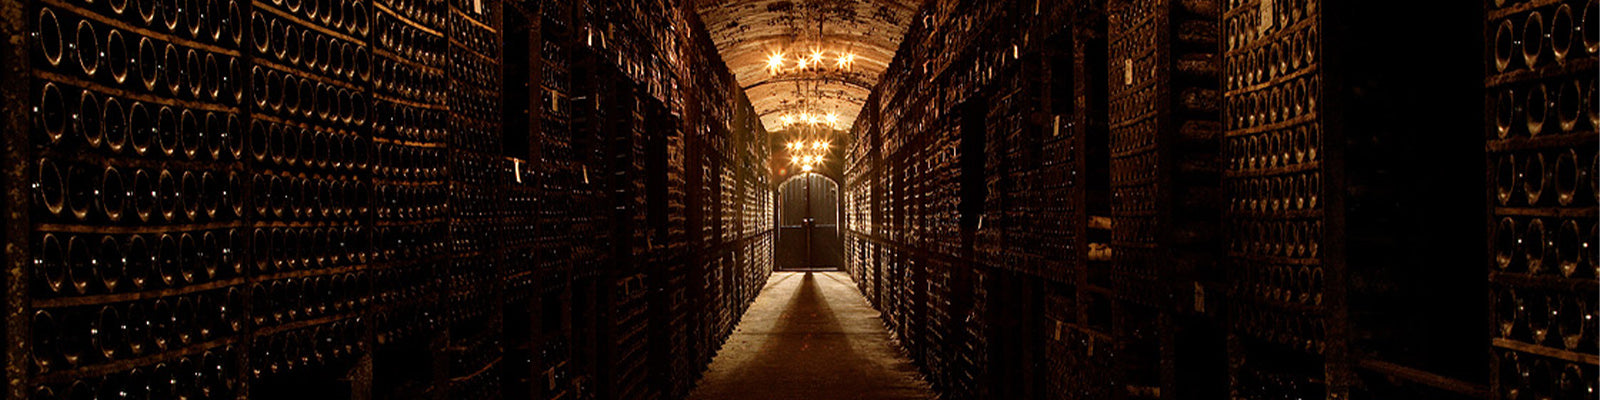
[686,271,935,400]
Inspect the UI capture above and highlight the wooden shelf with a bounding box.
[1493,338,1599,365]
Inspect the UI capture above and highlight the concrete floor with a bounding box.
[686,272,936,400]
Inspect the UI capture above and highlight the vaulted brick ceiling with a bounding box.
[695,0,921,131]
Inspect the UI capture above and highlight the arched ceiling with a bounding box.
[695,0,922,131]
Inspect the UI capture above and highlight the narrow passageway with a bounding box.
[1,0,1540,397]
[687,272,934,400]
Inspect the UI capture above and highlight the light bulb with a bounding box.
[767,53,785,73]
[801,164,813,172]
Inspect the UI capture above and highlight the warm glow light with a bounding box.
[801,164,813,172]
[776,107,848,130]
[765,49,861,77]
[791,156,801,164]
[767,53,786,74]
[836,53,854,69]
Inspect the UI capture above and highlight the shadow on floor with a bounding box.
[686,272,934,400]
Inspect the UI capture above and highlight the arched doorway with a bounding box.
[776,173,843,270]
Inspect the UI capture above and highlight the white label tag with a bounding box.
[1124,58,1134,85]
[473,0,481,14]
[1260,0,1275,32]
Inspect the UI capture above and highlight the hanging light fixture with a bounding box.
[774,112,843,130]
[767,52,786,74]
[765,49,858,77]
[768,8,851,177]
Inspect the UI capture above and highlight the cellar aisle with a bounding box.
[686,272,935,400]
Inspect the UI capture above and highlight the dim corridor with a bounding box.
[2,0,1584,397]
[686,272,935,400]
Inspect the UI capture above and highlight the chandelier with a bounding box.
[786,139,830,172]
[767,49,856,76]
[777,111,842,130]
[767,12,853,174]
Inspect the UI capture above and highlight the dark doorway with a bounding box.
[777,173,843,270]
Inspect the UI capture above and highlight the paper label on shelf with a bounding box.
[473,0,481,13]
[1260,0,1275,32]
[1124,59,1134,85]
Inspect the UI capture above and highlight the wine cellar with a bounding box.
[0,0,1595,399]
[4,0,776,398]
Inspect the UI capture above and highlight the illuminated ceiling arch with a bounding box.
[695,0,920,131]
